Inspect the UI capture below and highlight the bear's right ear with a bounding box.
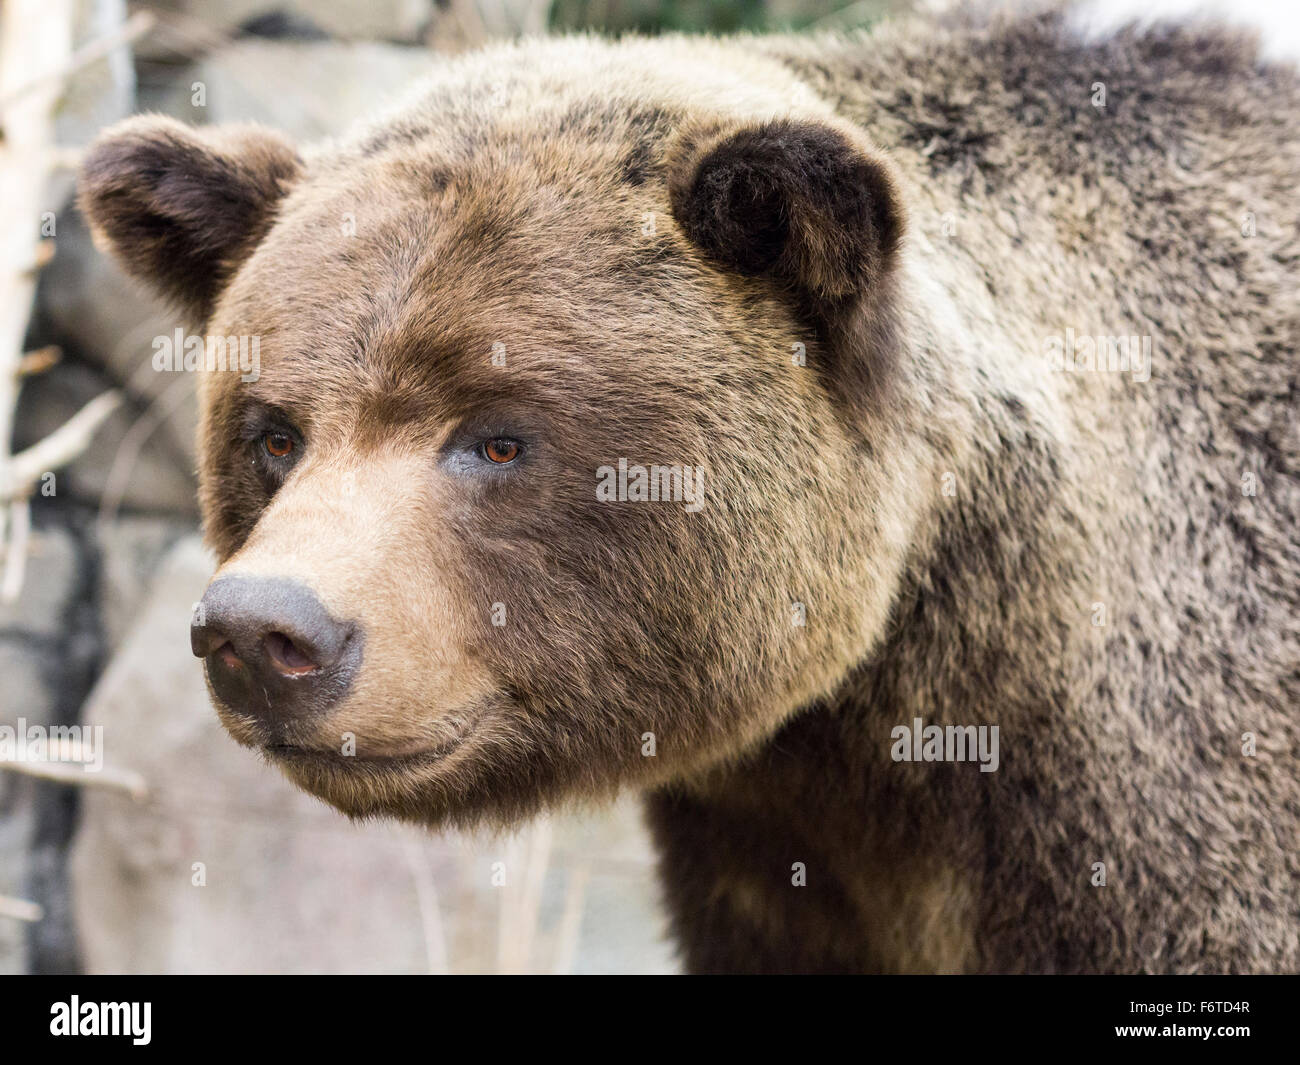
[78,115,302,321]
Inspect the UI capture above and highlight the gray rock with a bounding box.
[95,514,196,653]
[33,204,183,408]
[0,773,36,974]
[12,360,198,517]
[144,39,438,139]
[0,643,59,739]
[136,0,436,51]
[0,525,79,643]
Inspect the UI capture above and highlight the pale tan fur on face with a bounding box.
[204,403,499,759]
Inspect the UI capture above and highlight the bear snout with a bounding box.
[191,576,363,728]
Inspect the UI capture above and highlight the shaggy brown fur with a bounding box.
[78,9,1298,973]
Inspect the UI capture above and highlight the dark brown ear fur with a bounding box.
[77,115,301,321]
[668,119,904,304]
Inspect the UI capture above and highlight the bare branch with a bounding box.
[0,497,29,602]
[16,345,60,377]
[0,757,149,800]
[3,388,122,500]
[0,895,43,923]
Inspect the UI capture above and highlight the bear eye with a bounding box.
[263,431,295,458]
[481,438,522,464]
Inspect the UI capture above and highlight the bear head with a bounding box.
[78,38,921,827]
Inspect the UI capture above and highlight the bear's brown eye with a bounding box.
[482,438,521,464]
[263,432,294,458]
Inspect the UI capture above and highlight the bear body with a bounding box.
[650,18,1300,974]
[79,11,1299,973]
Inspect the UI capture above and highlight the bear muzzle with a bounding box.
[191,575,364,730]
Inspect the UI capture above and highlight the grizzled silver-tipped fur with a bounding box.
[79,9,1298,973]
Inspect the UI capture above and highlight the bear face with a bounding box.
[78,38,921,828]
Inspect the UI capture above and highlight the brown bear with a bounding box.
[77,9,1299,973]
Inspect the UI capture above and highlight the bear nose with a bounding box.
[191,576,362,724]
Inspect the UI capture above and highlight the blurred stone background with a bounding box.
[0,0,903,974]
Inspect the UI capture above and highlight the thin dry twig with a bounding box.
[0,757,148,800]
[517,816,553,967]
[16,345,61,377]
[0,895,43,922]
[496,817,554,973]
[399,830,450,974]
[4,388,122,499]
[0,496,29,601]
[552,863,591,975]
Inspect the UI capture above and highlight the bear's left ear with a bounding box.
[668,119,904,304]
[78,115,302,322]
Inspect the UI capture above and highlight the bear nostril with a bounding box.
[263,631,319,675]
[192,576,362,723]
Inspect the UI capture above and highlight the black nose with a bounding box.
[191,576,362,724]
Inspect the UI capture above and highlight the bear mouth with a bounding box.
[229,694,504,791]
[263,733,472,772]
